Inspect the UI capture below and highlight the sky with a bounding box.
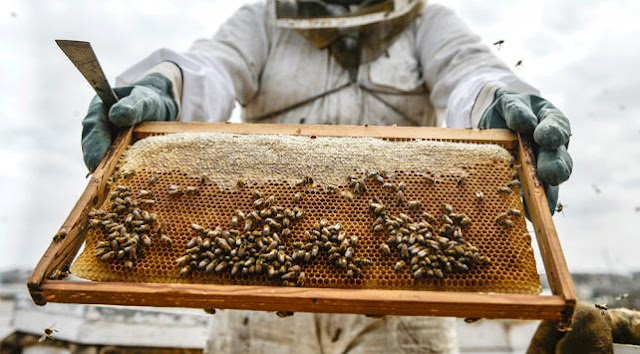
[0,0,639,275]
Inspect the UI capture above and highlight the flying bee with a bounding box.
[493,39,505,49]
[276,311,294,318]
[556,202,565,215]
[595,303,608,316]
[515,59,523,68]
[615,293,629,301]
[39,322,59,342]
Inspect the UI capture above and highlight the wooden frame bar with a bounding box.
[28,123,576,327]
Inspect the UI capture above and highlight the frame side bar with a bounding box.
[28,129,134,304]
[517,134,576,326]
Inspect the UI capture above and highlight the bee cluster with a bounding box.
[371,200,490,280]
[89,185,157,269]
[175,191,308,285]
[302,220,373,278]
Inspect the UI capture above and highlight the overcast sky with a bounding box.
[1,0,639,274]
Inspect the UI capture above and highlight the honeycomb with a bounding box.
[71,133,541,294]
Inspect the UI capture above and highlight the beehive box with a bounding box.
[28,123,576,327]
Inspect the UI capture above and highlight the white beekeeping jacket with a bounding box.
[117,3,537,129]
[116,3,537,353]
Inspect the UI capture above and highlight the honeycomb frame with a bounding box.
[29,123,576,327]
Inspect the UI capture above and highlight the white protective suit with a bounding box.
[117,2,537,353]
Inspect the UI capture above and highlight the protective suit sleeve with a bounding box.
[116,3,271,122]
[416,4,538,128]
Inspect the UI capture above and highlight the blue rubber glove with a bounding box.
[479,88,573,214]
[81,73,178,172]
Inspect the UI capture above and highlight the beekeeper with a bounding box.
[80,1,573,352]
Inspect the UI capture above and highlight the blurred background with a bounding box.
[1,0,639,352]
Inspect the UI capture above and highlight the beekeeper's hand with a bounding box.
[81,73,178,172]
[479,88,572,214]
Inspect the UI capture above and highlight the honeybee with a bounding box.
[293,192,303,203]
[39,323,59,342]
[199,175,211,185]
[160,235,172,246]
[475,191,485,203]
[185,186,199,195]
[180,266,192,277]
[394,261,405,272]
[441,203,454,214]
[382,182,396,192]
[276,311,294,318]
[424,175,436,186]
[506,180,522,189]
[496,218,514,228]
[53,230,67,242]
[408,201,423,210]
[595,303,608,316]
[496,186,512,195]
[507,208,522,218]
[396,190,405,206]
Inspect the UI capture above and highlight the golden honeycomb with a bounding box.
[71,133,541,294]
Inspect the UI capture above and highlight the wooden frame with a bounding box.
[28,122,576,328]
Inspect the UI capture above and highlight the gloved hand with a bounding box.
[81,73,178,172]
[479,88,573,214]
[527,303,640,353]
